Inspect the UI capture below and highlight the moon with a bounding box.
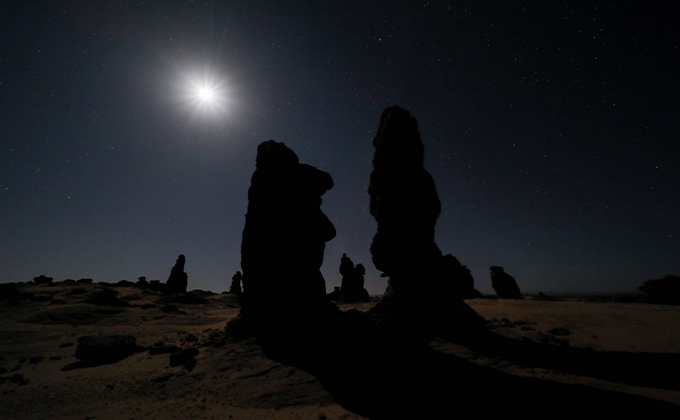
[197,86,216,103]
[176,67,230,119]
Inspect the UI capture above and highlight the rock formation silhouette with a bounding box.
[368,106,440,294]
[237,140,338,340]
[217,111,680,418]
[229,271,242,295]
[490,266,523,299]
[366,106,484,338]
[148,280,164,292]
[136,276,149,288]
[166,254,188,294]
[638,274,680,305]
[331,254,370,303]
[339,253,354,278]
[33,275,53,285]
[442,254,482,299]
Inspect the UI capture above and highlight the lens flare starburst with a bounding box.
[176,67,230,120]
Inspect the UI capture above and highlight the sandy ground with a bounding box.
[1,283,679,419]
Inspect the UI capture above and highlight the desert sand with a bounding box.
[1,282,679,419]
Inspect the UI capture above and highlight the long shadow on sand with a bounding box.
[237,308,680,419]
[446,329,680,391]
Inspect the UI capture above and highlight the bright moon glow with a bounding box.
[198,87,215,102]
[176,67,230,119]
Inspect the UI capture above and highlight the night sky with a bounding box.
[1,1,678,295]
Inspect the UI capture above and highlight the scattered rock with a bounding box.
[116,280,135,287]
[168,292,207,305]
[154,373,175,383]
[66,288,88,296]
[9,374,28,385]
[149,344,180,356]
[169,348,199,369]
[547,327,571,336]
[538,333,570,346]
[161,304,187,315]
[83,288,131,307]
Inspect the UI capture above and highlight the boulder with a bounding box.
[149,280,165,292]
[169,348,199,369]
[116,280,135,287]
[74,335,142,364]
[83,288,132,307]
